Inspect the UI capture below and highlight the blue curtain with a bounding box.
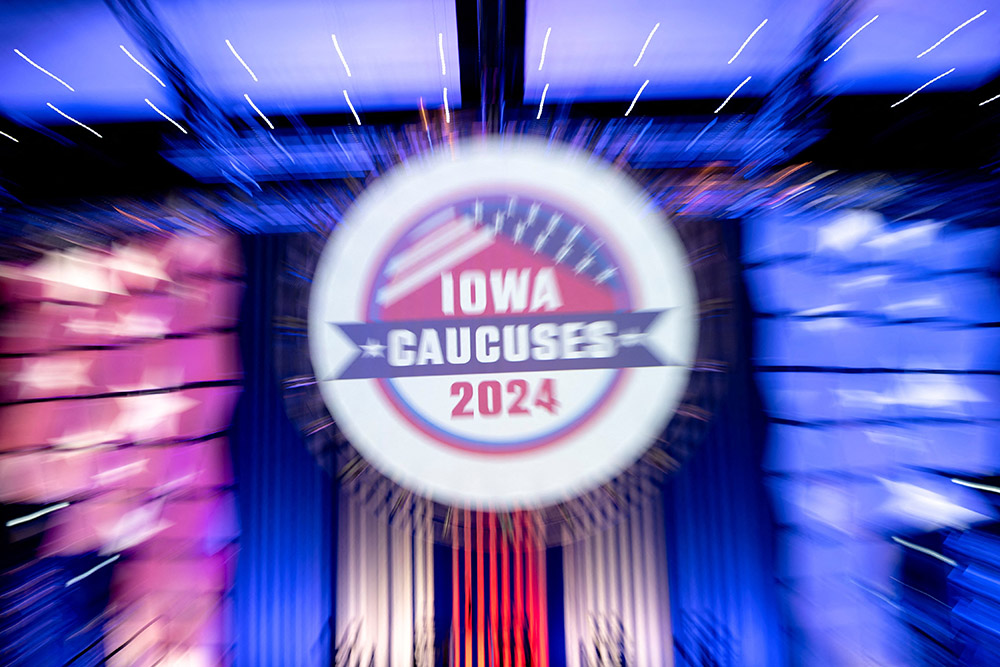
[231,234,335,666]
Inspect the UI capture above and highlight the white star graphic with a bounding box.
[359,338,387,358]
[616,329,647,347]
[24,249,127,304]
[12,357,92,395]
[98,499,173,554]
[113,311,173,338]
[49,427,123,450]
[63,317,115,336]
[105,243,170,283]
[111,391,199,442]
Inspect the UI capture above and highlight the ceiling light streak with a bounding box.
[714,75,751,113]
[728,19,767,64]
[625,79,649,116]
[66,554,120,587]
[438,32,447,75]
[890,68,954,107]
[46,103,102,137]
[119,45,166,87]
[14,49,74,91]
[979,92,1000,106]
[225,39,258,82]
[538,27,551,71]
[343,90,361,125]
[243,93,273,129]
[536,83,550,119]
[952,478,1000,494]
[917,10,987,58]
[824,15,879,61]
[6,502,69,527]
[891,536,957,567]
[0,130,18,143]
[443,87,451,123]
[633,22,660,67]
[144,98,187,133]
[332,34,352,77]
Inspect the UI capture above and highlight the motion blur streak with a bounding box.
[0,227,243,665]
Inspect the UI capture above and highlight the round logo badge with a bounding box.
[309,138,697,507]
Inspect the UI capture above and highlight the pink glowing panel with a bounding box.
[0,398,119,451]
[0,349,100,402]
[115,554,234,596]
[160,496,238,544]
[164,234,244,278]
[148,335,243,385]
[170,279,243,332]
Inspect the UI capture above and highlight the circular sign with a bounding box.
[309,138,697,507]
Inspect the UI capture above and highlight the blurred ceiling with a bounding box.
[0,0,461,124]
[0,0,997,200]
[524,0,1000,105]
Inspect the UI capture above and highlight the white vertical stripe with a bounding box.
[414,499,425,666]
[375,493,389,667]
[563,532,579,667]
[642,500,665,666]
[618,504,637,666]
[606,520,622,663]
[584,532,599,666]
[631,491,649,667]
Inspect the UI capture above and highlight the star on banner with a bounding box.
[359,338,387,358]
[616,328,647,347]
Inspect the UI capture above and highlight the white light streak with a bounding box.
[343,90,361,125]
[824,15,879,62]
[119,45,166,87]
[952,478,1000,495]
[625,79,650,116]
[144,98,187,134]
[536,83,550,119]
[66,554,120,587]
[890,68,954,108]
[332,34,352,77]
[46,103,102,138]
[0,130,18,143]
[6,502,69,527]
[980,92,1000,106]
[714,75,752,113]
[633,22,660,67]
[225,39,258,82]
[244,93,273,129]
[538,27,551,71]
[14,49,74,91]
[443,87,451,123]
[728,19,767,64]
[438,32,447,75]
[891,536,957,567]
[917,10,987,58]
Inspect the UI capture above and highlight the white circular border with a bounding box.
[309,137,698,508]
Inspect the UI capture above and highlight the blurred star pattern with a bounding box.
[0,231,243,666]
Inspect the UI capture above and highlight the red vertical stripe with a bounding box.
[489,513,499,667]
[452,520,460,667]
[514,513,525,667]
[464,508,472,667]
[501,518,511,667]
[526,516,538,664]
[521,515,538,665]
[477,511,485,667]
